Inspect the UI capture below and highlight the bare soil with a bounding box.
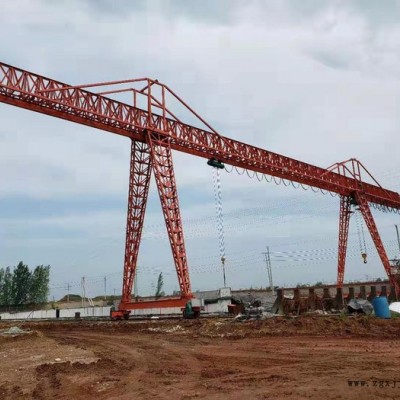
[1,316,400,399]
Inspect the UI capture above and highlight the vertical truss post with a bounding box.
[147,132,192,298]
[337,195,351,287]
[355,192,399,295]
[121,140,152,304]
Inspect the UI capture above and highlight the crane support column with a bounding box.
[337,195,351,287]
[121,140,152,304]
[147,132,192,298]
[355,192,399,294]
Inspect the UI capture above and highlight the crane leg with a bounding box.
[355,192,399,295]
[147,133,192,298]
[337,195,351,287]
[121,140,152,304]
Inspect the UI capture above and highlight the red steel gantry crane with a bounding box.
[0,62,399,318]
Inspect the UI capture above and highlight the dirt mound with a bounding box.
[4,314,400,339]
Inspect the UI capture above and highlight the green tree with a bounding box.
[0,268,4,306]
[30,265,50,304]
[1,267,13,306]
[12,261,31,305]
[155,272,165,298]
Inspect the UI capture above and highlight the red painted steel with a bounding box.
[1,61,399,300]
[121,140,152,304]
[337,196,351,288]
[122,296,188,310]
[147,132,191,297]
[355,192,399,294]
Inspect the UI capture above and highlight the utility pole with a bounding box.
[81,276,86,308]
[104,276,107,300]
[262,247,274,293]
[67,282,70,303]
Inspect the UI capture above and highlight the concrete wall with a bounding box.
[204,299,231,314]
[0,307,112,320]
[0,299,232,320]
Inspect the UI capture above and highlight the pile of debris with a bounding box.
[232,297,280,321]
[347,299,373,315]
[0,326,31,337]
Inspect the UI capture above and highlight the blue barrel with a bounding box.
[372,296,391,319]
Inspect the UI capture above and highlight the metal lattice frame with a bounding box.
[337,195,351,288]
[122,140,152,303]
[355,192,399,293]
[147,133,191,297]
[1,62,400,207]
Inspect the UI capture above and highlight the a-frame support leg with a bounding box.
[121,140,152,304]
[337,195,351,288]
[355,192,399,295]
[147,133,192,298]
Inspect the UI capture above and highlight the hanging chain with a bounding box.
[355,206,367,263]
[355,208,363,251]
[361,216,367,254]
[212,167,226,285]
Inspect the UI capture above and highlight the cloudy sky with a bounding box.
[1,0,400,299]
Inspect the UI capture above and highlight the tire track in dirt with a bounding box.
[44,330,205,399]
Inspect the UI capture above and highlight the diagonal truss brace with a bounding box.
[146,132,192,298]
[337,195,351,288]
[355,192,399,295]
[121,140,152,304]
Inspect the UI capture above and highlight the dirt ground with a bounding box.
[1,316,400,400]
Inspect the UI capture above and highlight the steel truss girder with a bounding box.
[355,192,399,294]
[147,132,192,298]
[121,140,152,303]
[337,195,351,288]
[1,62,400,209]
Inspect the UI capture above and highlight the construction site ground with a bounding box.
[1,315,400,400]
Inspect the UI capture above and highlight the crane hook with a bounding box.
[361,252,368,264]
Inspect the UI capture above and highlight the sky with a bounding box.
[1,0,400,300]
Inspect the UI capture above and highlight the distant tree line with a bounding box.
[0,262,50,306]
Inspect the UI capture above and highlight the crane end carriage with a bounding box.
[110,297,202,320]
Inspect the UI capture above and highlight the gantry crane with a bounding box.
[0,62,399,318]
